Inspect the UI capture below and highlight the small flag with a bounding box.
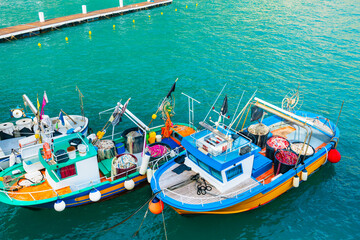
[166,80,177,98]
[40,91,48,120]
[59,111,65,125]
[220,95,228,116]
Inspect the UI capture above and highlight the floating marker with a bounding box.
[65,37,68,42]
[196,3,198,7]
[149,15,151,18]
[161,12,163,15]
[89,30,92,35]
[175,8,177,11]
[38,43,41,47]
[133,19,135,23]
[186,5,188,8]
[113,24,116,29]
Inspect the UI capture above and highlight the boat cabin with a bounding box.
[182,125,260,193]
[22,133,99,191]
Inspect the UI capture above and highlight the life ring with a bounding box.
[43,143,52,159]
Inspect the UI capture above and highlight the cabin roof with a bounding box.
[182,126,260,171]
[39,133,97,172]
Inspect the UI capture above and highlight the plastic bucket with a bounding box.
[67,146,76,159]
[122,127,144,154]
[148,142,171,162]
[290,142,315,164]
[265,136,290,162]
[78,144,87,157]
[247,123,269,149]
[274,150,298,175]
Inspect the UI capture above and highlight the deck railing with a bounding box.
[0,145,182,202]
[160,178,265,206]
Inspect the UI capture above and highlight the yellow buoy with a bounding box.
[186,5,188,8]
[113,24,115,29]
[133,19,135,23]
[38,43,41,47]
[161,12,163,15]
[175,8,177,11]
[89,30,92,35]
[65,37,68,42]
[0,177,3,181]
[196,3,198,7]
[149,15,151,18]
[34,134,40,139]
[152,114,157,119]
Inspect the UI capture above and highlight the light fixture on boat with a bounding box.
[293,175,300,188]
[89,188,101,202]
[301,170,308,181]
[124,177,135,190]
[54,199,66,212]
[148,197,164,214]
[139,153,150,175]
[146,169,153,183]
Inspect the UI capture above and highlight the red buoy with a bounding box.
[328,149,341,163]
[149,197,164,214]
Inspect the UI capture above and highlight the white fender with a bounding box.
[301,170,308,181]
[89,189,101,202]
[293,175,300,188]
[147,169,153,183]
[9,153,16,167]
[139,153,150,175]
[124,178,135,190]
[54,199,66,212]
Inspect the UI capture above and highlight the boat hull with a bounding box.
[170,153,327,215]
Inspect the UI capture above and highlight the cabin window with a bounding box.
[198,159,210,173]
[210,167,222,182]
[188,153,197,163]
[59,164,77,179]
[173,132,183,142]
[226,164,243,181]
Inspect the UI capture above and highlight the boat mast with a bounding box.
[76,86,85,121]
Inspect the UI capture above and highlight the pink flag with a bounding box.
[40,91,48,120]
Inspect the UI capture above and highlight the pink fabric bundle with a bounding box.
[275,150,298,165]
[148,145,168,157]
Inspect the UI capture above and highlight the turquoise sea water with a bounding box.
[0,0,360,239]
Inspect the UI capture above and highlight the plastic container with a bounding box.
[266,136,290,162]
[247,123,269,149]
[55,150,69,163]
[148,132,156,144]
[274,150,298,175]
[290,142,315,164]
[78,144,87,157]
[115,142,125,154]
[113,153,137,180]
[121,127,144,154]
[69,138,82,149]
[156,135,162,142]
[67,146,76,159]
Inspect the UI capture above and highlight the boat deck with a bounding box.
[159,163,259,205]
[0,0,172,42]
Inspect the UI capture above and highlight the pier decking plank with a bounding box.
[0,0,171,42]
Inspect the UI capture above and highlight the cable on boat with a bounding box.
[102,191,161,232]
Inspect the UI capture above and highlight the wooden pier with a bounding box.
[0,0,172,42]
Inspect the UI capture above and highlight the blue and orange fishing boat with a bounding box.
[0,82,196,211]
[150,88,341,214]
